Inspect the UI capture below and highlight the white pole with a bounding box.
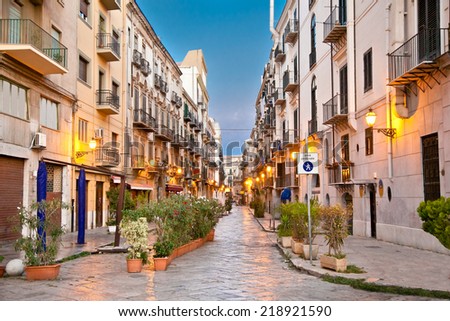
[305,133,312,264]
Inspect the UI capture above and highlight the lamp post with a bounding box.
[365,108,397,138]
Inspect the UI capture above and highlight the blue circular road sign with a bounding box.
[303,161,314,172]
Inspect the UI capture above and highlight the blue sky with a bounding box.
[137,0,285,155]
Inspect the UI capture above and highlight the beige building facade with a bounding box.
[248,0,450,254]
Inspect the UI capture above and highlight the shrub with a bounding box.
[319,204,350,257]
[417,197,450,249]
[253,198,265,218]
[119,211,149,263]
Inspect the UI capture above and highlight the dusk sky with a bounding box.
[137,0,285,155]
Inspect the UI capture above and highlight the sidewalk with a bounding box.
[254,210,450,293]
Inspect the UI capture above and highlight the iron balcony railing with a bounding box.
[283,69,298,92]
[284,19,299,43]
[96,90,120,110]
[388,28,449,83]
[328,162,353,184]
[323,93,348,123]
[96,33,120,58]
[132,49,142,66]
[95,147,120,167]
[140,58,150,76]
[0,19,67,68]
[131,155,145,169]
[323,6,347,43]
[133,109,156,129]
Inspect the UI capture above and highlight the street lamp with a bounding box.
[75,138,97,158]
[365,108,397,138]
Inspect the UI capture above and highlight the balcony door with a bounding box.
[418,0,439,61]
[8,2,21,44]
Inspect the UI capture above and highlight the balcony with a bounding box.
[282,131,296,148]
[184,105,192,122]
[95,147,120,167]
[96,90,120,115]
[96,33,120,61]
[132,49,142,67]
[323,94,348,125]
[308,119,317,136]
[172,134,185,147]
[133,109,156,132]
[140,58,150,76]
[274,43,286,63]
[0,19,67,74]
[284,19,299,44]
[100,0,121,10]
[155,124,174,142]
[131,155,145,169]
[328,162,353,185]
[283,70,298,92]
[388,28,449,87]
[323,6,347,43]
[273,88,286,106]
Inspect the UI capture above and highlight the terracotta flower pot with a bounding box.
[153,257,169,271]
[25,264,61,281]
[206,229,215,241]
[126,258,143,273]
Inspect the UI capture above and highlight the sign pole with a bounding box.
[305,136,312,265]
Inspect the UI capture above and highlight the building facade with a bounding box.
[247,0,450,254]
[0,0,222,244]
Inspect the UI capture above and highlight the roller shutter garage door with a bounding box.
[0,156,24,242]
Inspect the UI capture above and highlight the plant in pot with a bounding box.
[319,204,350,271]
[119,209,149,273]
[105,212,117,233]
[14,199,68,280]
[276,210,293,248]
[287,202,308,255]
[0,255,5,277]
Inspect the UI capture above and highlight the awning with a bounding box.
[166,184,183,192]
[128,181,153,191]
[111,176,121,184]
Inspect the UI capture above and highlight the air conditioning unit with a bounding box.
[33,133,47,149]
[94,128,103,139]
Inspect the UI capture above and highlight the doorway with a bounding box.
[96,182,103,227]
[342,192,353,235]
[368,184,377,238]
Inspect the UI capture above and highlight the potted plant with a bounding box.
[319,204,350,271]
[300,200,321,260]
[0,255,5,277]
[105,212,117,233]
[276,211,293,248]
[14,199,68,280]
[119,210,149,273]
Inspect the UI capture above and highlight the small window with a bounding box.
[79,0,89,22]
[363,48,373,92]
[0,78,28,120]
[78,55,89,83]
[365,128,374,155]
[134,87,139,110]
[40,97,59,130]
[341,134,350,162]
[78,119,88,142]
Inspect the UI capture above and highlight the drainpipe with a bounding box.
[386,3,393,179]
[270,0,278,39]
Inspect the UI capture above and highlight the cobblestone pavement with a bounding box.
[0,207,434,301]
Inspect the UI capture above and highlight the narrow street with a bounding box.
[0,207,429,301]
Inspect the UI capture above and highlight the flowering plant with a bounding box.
[119,213,149,263]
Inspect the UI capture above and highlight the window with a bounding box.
[78,119,88,142]
[309,0,316,9]
[341,134,350,162]
[0,78,28,119]
[79,55,89,83]
[134,87,139,110]
[40,97,59,130]
[50,27,62,62]
[112,132,119,148]
[79,0,89,22]
[422,133,440,201]
[339,64,348,113]
[363,48,373,92]
[293,108,298,140]
[142,94,147,112]
[311,76,317,133]
[365,128,373,155]
[310,14,317,67]
[134,34,138,50]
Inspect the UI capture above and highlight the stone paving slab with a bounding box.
[254,211,450,293]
